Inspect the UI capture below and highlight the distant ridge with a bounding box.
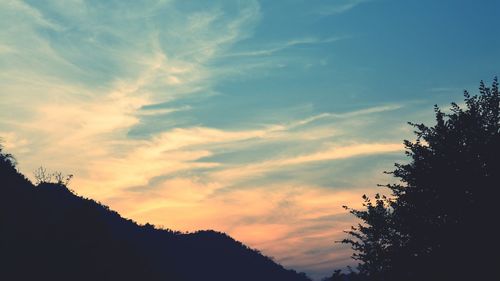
[0,149,311,281]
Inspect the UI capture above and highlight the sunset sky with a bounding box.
[1,0,499,279]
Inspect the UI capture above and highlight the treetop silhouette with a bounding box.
[334,78,500,281]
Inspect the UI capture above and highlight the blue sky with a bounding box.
[1,0,499,279]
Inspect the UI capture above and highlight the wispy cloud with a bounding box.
[290,104,403,128]
[138,105,192,116]
[223,37,344,58]
[314,0,370,16]
[1,1,415,279]
[211,142,402,186]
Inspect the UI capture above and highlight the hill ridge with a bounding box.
[0,150,311,281]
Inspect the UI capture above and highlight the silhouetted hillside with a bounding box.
[0,148,310,281]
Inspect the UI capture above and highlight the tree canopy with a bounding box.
[335,78,500,281]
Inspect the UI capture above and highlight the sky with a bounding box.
[1,0,499,279]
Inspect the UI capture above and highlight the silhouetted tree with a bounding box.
[323,267,364,281]
[339,78,500,281]
[0,143,16,168]
[341,195,394,281]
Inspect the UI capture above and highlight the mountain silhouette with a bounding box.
[0,150,310,281]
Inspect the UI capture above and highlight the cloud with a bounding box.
[138,105,192,116]
[314,0,370,16]
[1,1,412,279]
[0,0,262,176]
[223,37,344,58]
[2,0,63,30]
[290,104,403,128]
[211,142,402,186]
[108,179,374,280]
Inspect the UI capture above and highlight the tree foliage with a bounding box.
[341,194,395,280]
[0,142,16,168]
[339,78,500,281]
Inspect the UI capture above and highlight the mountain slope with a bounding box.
[0,150,310,281]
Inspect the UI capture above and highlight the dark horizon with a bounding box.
[0,153,311,281]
